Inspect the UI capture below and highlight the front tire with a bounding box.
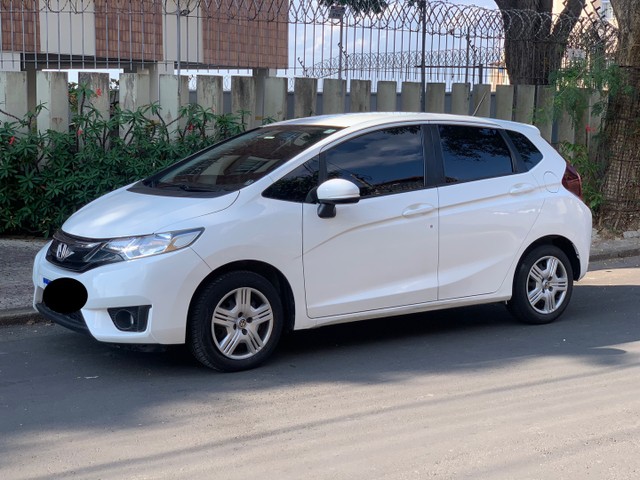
[188,271,284,372]
[508,245,574,325]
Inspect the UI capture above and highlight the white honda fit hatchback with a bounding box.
[33,113,592,371]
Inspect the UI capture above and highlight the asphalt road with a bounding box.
[1,256,640,480]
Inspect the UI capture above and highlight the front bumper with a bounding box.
[36,303,90,335]
[33,243,212,344]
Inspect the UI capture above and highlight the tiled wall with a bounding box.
[1,0,39,53]
[201,0,288,69]
[94,0,163,62]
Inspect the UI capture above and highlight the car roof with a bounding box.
[274,112,541,137]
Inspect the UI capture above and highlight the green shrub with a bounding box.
[0,90,248,237]
[559,141,604,212]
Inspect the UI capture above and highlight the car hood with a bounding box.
[62,186,240,239]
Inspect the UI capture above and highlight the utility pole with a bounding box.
[329,4,346,80]
[329,4,347,110]
[175,1,191,97]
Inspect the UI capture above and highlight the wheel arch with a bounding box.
[518,235,582,280]
[189,260,296,333]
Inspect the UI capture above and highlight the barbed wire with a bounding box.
[304,46,504,78]
[0,0,618,86]
[1,0,618,43]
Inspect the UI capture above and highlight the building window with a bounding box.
[601,0,614,20]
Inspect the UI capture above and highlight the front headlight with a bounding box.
[101,228,204,261]
[47,228,205,272]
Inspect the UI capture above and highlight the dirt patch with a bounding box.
[0,238,48,310]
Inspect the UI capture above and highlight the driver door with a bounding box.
[302,125,439,319]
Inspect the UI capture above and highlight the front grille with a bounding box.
[46,231,110,272]
[36,303,91,336]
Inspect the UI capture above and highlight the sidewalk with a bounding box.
[1,232,639,326]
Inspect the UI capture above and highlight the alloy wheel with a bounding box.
[211,287,274,360]
[526,255,569,315]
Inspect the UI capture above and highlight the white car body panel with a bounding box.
[32,112,592,348]
[63,185,239,238]
[437,171,545,300]
[33,243,212,343]
[303,189,439,318]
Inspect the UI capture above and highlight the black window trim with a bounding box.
[425,125,443,188]
[501,129,544,173]
[499,129,529,173]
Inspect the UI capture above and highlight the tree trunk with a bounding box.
[495,0,585,85]
[599,0,640,230]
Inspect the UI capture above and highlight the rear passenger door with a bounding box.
[434,124,545,300]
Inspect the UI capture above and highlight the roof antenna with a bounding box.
[472,91,489,117]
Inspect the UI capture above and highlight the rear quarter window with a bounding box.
[438,125,514,183]
[505,130,544,171]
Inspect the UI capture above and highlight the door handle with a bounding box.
[509,183,535,195]
[403,204,435,217]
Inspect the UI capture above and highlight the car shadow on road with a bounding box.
[1,280,639,447]
[276,285,637,371]
[13,282,640,380]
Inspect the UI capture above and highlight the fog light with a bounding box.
[113,310,135,330]
[108,306,151,332]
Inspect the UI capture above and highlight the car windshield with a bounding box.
[143,125,341,194]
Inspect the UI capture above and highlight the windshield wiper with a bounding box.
[152,183,218,192]
[177,184,218,192]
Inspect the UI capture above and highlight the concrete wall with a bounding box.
[39,0,96,57]
[350,80,371,112]
[78,72,110,120]
[294,78,317,118]
[159,75,190,137]
[263,77,288,122]
[401,82,421,112]
[0,71,588,147]
[36,71,69,134]
[162,1,203,64]
[426,83,445,113]
[376,81,397,111]
[231,76,257,128]
[0,72,28,128]
[451,83,470,115]
[472,84,491,117]
[494,85,514,121]
[323,79,346,114]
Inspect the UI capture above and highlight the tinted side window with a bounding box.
[438,126,513,183]
[506,130,543,170]
[262,157,319,203]
[324,126,424,198]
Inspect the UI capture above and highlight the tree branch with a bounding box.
[551,0,586,40]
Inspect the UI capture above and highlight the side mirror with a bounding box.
[316,178,360,218]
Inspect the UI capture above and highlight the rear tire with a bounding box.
[187,271,284,372]
[508,245,574,325]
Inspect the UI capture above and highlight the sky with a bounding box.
[452,0,497,7]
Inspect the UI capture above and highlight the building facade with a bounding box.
[0,0,288,72]
[553,0,616,25]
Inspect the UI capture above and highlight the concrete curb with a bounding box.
[0,308,49,326]
[590,247,640,262]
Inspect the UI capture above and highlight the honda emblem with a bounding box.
[56,243,72,261]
